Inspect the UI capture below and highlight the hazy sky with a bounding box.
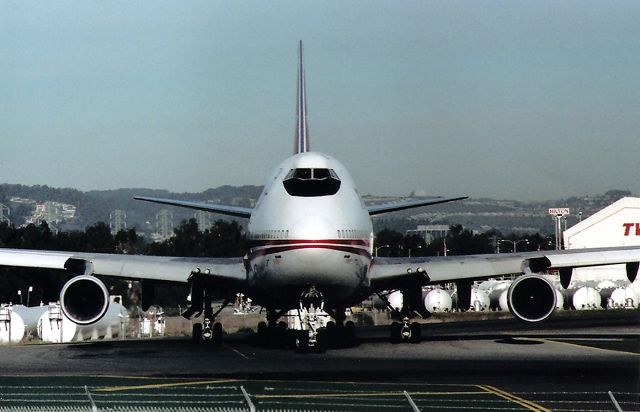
[1,1,639,200]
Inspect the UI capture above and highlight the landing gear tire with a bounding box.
[212,322,223,345]
[257,321,267,336]
[314,329,327,353]
[273,321,288,349]
[295,330,309,353]
[390,322,401,344]
[410,322,422,344]
[192,323,203,343]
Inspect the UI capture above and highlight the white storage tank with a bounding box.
[554,288,565,310]
[423,288,453,313]
[469,288,490,311]
[0,305,49,344]
[608,287,639,309]
[572,286,602,310]
[628,280,640,297]
[0,305,24,344]
[38,304,76,343]
[13,305,49,339]
[488,281,511,310]
[372,291,403,311]
[386,291,403,312]
[478,279,498,292]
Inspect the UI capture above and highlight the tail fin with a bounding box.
[294,40,310,154]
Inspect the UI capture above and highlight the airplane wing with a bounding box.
[369,246,640,291]
[134,196,253,219]
[367,196,468,216]
[0,248,246,285]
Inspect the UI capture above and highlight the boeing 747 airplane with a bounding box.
[1,42,639,352]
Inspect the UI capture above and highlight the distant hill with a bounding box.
[0,184,262,234]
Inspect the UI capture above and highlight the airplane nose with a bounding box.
[291,215,335,239]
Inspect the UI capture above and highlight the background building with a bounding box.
[406,225,450,245]
[563,197,640,281]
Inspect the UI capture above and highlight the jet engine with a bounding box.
[60,275,110,325]
[506,274,557,322]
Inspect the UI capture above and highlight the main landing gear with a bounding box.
[186,274,227,345]
[376,291,425,344]
[390,317,422,344]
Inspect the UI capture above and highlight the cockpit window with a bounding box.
[292,168,312,179]
[283,168,341,197]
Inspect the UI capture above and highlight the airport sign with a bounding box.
[548,208,570,216]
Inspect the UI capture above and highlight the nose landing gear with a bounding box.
[294,286,328,353]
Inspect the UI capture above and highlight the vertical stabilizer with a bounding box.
[294,41,310,154]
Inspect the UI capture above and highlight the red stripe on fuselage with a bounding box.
[248,239,371,259]
[248,239,369,248]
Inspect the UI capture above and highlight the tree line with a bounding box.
[374,224,554,257]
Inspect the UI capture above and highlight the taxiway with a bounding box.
[0,312,638,411]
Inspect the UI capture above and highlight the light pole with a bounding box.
[375,244,390,257]
[17,290,22,305]
[499,239,529,253]
[27,286,33,307]
[537,237,554,251]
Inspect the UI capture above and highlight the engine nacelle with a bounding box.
[60,275,109,325]
[507,274,557,322]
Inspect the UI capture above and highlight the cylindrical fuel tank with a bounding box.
[423,288,453,313]
[13,305,49,338]
[572,286,602,310]
[554,288,565,310]
[609,287,639,309]
[469,288,490,311]
[372,291,403,311]
[0,305,49,344]
[627,281,640,297]
[0,305,24,344]
[488,281,511,310]
[478,279,498,292]
[386,291,403,312]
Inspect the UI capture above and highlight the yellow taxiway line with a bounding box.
[94,379,239,393]
[532,337,640,357]
[255,390,488,399]
[478,385,551,412]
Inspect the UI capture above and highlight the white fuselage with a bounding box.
[246,152,374,310]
